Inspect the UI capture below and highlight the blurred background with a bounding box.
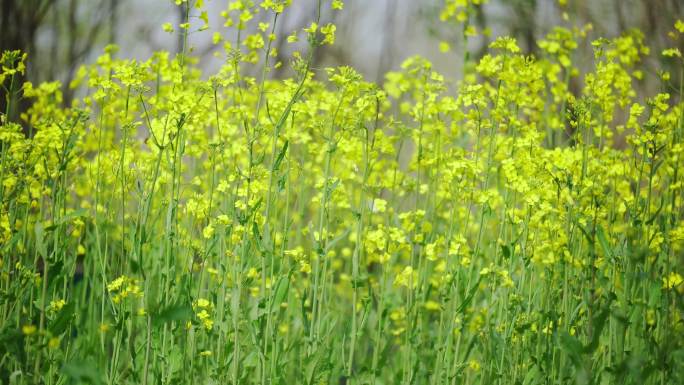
[2,0,683,107]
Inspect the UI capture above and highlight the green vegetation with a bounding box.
[1,1,683,384]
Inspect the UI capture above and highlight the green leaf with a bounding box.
[153,303,193,328]
[49,302,75,336]
[46,209,88,230]
[0,325,25,362]
[584,307,610,354]
[596,226,613,260]
[272,140,289,171]
[270,275,290,313]
[560,332,584,368]
[454,275,482,314]
[35,222,47,258]
[500,244,511,259]
[522,364,540,385]
[304,353,320,385]
[61,359,104,385]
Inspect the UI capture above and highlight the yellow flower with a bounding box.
[394,266,417,288]
[212,32,223,45]
[320,23,336,45]
[287,31,299,43]
[675,19,684,33]
[479,265,493,276]
[247,267,259,279]
[299,262,311,274]
[197,310,214,330]
[261,0,286,13]
[250,286,260,298]
[22,324,37,335]
[490,36,520,53]
[439,41,451,53]
[107,276,126,292]
[424,300,441,311]
[203,223,215,239]
[464,25,477,37]
[48,299,66,313]
[162,22,174,33]
[663,272,683,290]
[662,48,682,58]
[49,337,60,349]
[244,34,265,50]
[425,242,438,261]
[304,22,318,34]
[372,198,387,213]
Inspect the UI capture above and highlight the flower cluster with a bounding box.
[1,2,682,385]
